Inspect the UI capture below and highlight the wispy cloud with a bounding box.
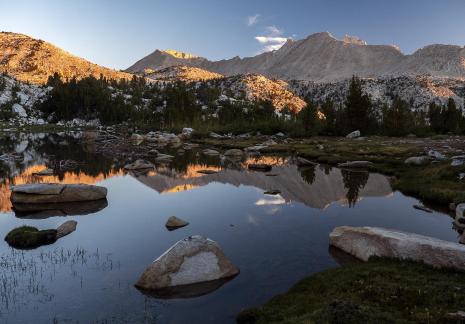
[264,25,283,37]
[247,14,260,26]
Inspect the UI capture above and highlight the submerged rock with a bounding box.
[330,226,465,270]
[56,220,78,238]
[165,216,189,230]
[5,226,57,249]
[10,184,107,204]
[135,235,239,292]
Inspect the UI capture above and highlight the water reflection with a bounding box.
[0,132,392,211]
[0,132,460,323]
[137,164,392,209]
[12,199,108,219]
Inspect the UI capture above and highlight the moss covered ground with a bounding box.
[237,257,465,324]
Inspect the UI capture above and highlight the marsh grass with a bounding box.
[0,246,118,315]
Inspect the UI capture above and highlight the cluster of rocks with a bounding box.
[404,148,463,168]
[0,74,49,126]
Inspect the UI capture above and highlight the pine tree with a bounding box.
[297,100,319,135]
[345,76,374,134]
[382,96,414,136]
[320,99,336,135]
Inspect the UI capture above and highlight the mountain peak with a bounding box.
[162,49,199,59]
[0,32,132,84]
[342,34,367,45]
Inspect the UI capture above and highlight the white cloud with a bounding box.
[255,25,289,53]
[255,36,288,53]
[247,14,260,26]
[255,36,288,44]
[264,26,283,37]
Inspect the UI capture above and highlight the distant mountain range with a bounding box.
[1,31,465,113]
[127,32,465,82]
[0,32,132,84]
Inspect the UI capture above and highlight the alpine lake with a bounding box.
[0,130,460,323]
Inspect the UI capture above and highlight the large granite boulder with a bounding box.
[135,235,239,292]
[330,226,465,270]
[10,184,107,204]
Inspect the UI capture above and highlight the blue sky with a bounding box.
[1,0,465,70]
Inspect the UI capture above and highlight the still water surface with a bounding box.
[0,132,459,323]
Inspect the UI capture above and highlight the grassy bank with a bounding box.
[237,257,465,323]
[195,136,465,206]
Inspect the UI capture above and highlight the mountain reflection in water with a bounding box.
[136,164,392,209]
[0,132,460,324]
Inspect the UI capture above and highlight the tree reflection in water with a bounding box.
[341,169,369,207]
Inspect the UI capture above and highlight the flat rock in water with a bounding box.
[330,226,465,270]
[11,184,107,204]
[248,163,272,172]
[56,220,78,238]
[135,235,239,291]
[124,159,155,170]
[12,183,65,195]
[165,216,189,230]
[337,161,373,168]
